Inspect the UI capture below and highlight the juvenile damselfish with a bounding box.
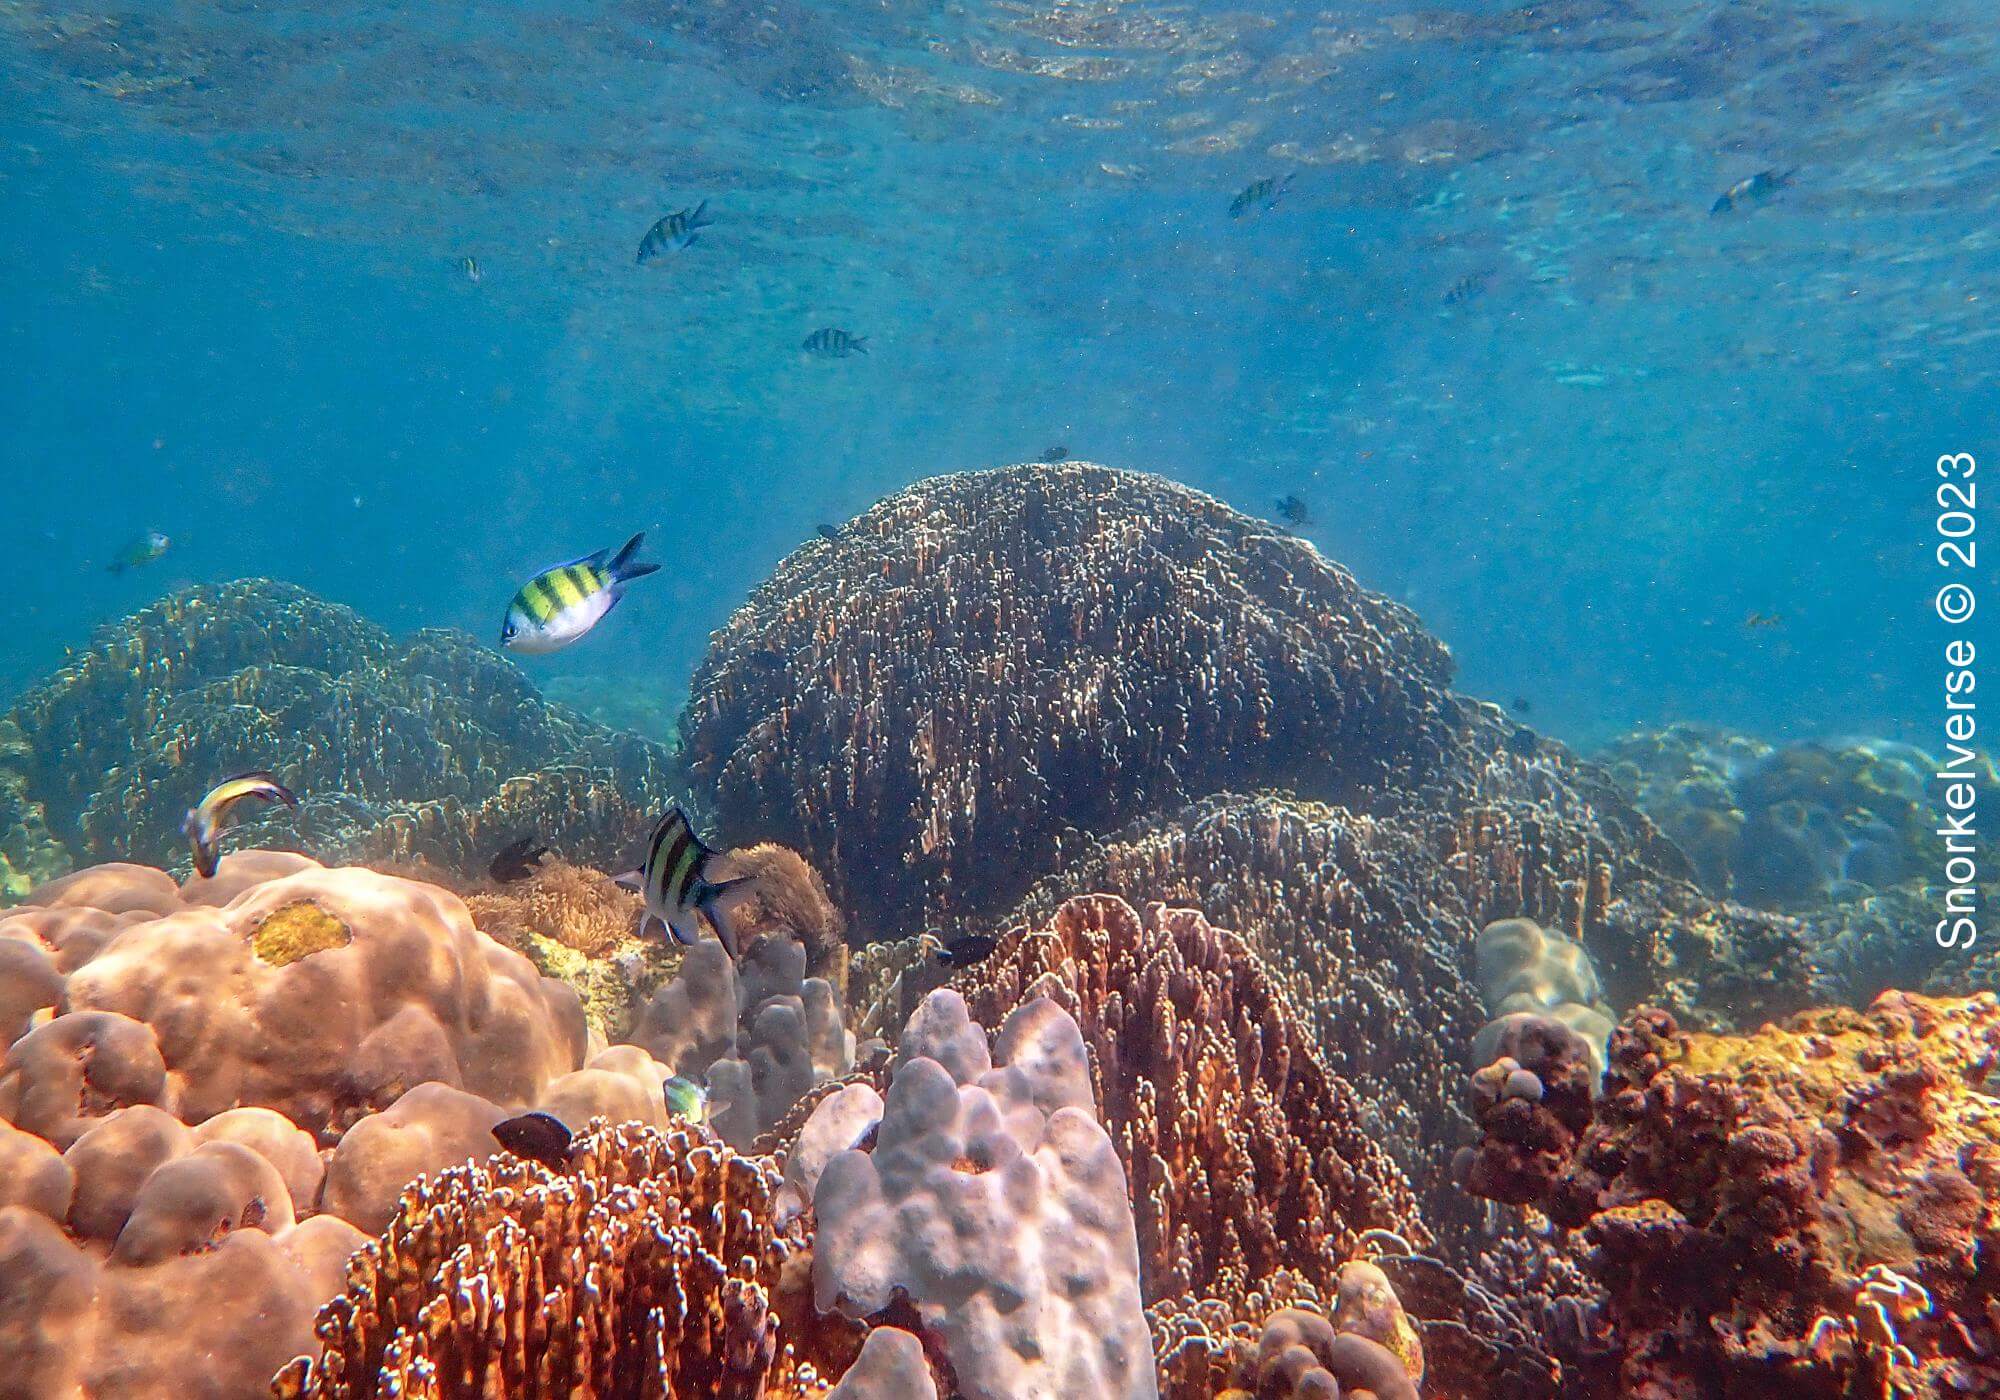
[615,806,753,957]
[501,532,659,653]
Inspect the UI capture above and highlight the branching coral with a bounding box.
[1460,990,2000,1397]
[284,1118,860,1399]
[681,462,1460,937]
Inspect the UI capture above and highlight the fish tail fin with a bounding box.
[698,876,754,959]
[614,868,645,892]
[691,199,711,228]
[608,533,660,583]
[853,337,869,354]
[1777,167,1799,187]
[1710,195,1732,216]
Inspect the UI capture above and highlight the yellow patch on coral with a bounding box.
[250,901,352,965]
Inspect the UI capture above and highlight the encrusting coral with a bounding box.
[681,462,1461,937]
[0,579,677,885]
[1461,989,2000,1397]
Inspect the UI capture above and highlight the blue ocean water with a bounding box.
[2,0,1994,747]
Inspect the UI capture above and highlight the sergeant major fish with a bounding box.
[1229,172,1295,219]
[638,201,712,263]
[803,327,867,358]
[501,532,660,654]
[1710,169,1795,215]
[615,806,753,957]
[183,771,299,878]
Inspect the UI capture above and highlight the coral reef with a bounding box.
[1471,917,1613,1077]
[1601,724,2000,1005]
[6,854,584,1140]
[0,579,678,886]
[958,894,1422,1341]
[286,1117,858,1399]
[682,463,1460,936]
[630,924,854,1151]
[1461,989,2000,1397]
[795,988,1159,1400]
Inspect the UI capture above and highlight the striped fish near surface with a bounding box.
[183,771,299,878]
[615,806,753,957]
[802,326,867,358]
[501,532,660,654]
[637,201,711,262]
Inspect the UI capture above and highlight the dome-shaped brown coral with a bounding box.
[681,462,1459,936]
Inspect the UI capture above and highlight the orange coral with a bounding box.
[462,858,641,960]
[285,1117,863,1398]
[1462,990,2000,1397]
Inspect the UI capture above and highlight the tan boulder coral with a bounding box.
[0,1116,72,1221]
[13,855,586,1139]
[803,989,1158,1400]
[64,1103,195,1244]
[191,1105,325,1215]
[321,1081,510,1235]
[0,1008,168,1148]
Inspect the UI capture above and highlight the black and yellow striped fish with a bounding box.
[802,327,867,358]
[637,201,711,263]
[501,533,660,654]
[614,806,753,957]
[182,771,299,879]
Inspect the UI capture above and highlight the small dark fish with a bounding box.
[933,933,997,968]
[1711,169,1795,216]
[1039,445,1069,464]
[803,327,867,358]
[1506,727,1539,758]
[108,529,170,574]
[1512,697,1532,714]
[183,771,299,879]
[1275,494,1313,527]
[1229,172,1295,219]
[744,649,788,672]
[489,834,549,884]
[615,806,753,957]
[815,524,842,542]
[638,201,712,263]
[1442,271,1490,305]
[492,1111,575,1170]
[1744,611,1782,630]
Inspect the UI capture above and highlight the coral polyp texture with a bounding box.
[0,579,677,886]
[958,895,1422,1347]
[1462,989,2000,1398]
[287,1118,856,1399]
[681,462,1460,935]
